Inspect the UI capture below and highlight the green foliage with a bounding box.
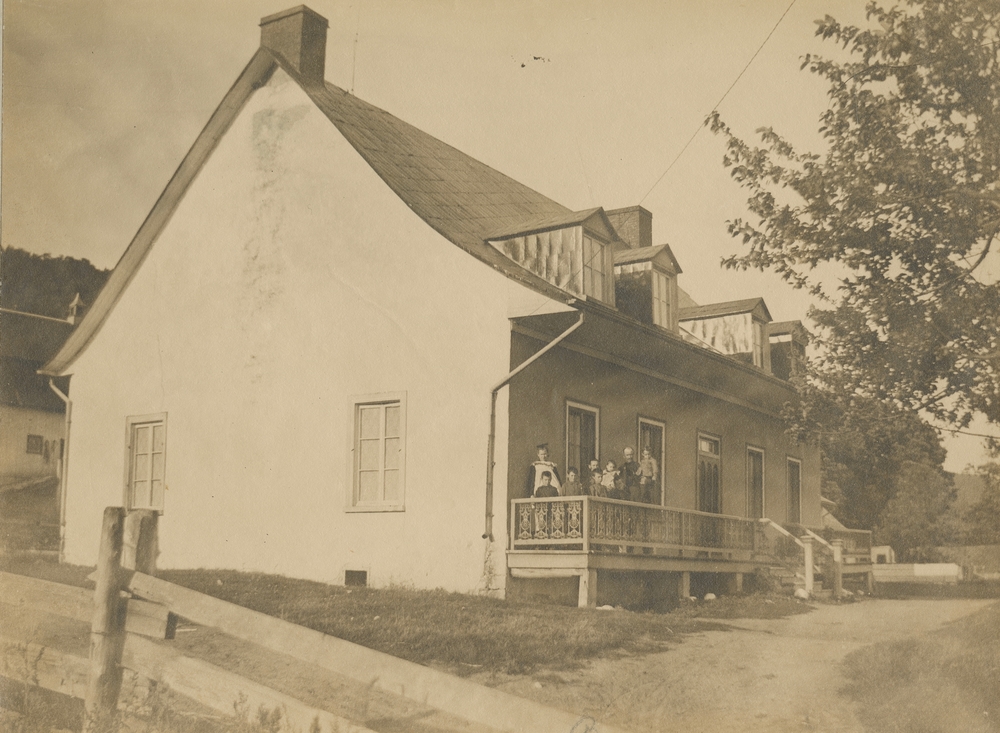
[1,246,108,319]
[788,380,947,530]
[964,462,1000,543]
[875,460,960,560]
[710,0,1000,430]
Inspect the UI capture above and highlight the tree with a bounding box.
[875,460,959,560]
[710,0,1000,432]
[0,247,109,319]
[790,377,948,529]
[964,462,1000,543]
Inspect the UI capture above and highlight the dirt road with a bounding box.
[477,598,994,733]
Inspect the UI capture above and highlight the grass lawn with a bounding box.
[1,558,811,675]
[843,599,1000,733]
[0,478,60,553]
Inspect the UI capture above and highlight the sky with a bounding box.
[1,0,993,471]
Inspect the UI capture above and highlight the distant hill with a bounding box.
[0,247,109,320]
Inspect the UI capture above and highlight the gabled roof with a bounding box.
[768,320,808,341]
[678,297,772,323]
[486,207,619,243]
[613,244,682,274]
[43,48,584,375]
[0,310,73,362]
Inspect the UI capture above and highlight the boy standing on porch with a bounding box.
[526,444,561,497]
[562,467,584,496]
[534,471,559,498]
[639,446,659,504]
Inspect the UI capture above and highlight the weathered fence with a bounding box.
[1,506,628,733]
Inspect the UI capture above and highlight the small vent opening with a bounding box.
[345,570,368,587]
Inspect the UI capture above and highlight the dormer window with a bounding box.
[651,269,674,330]
[487,208,618,305]
[613,244,682,332]
[678,298,773,372]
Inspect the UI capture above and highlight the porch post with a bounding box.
[726,572,743,595]
[866,569,875,595]
[578,569,598,608]
[830,539,844,598]
[677,571,691,600]
[802,536,814,594]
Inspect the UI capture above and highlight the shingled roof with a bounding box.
[678,297,772,323]
[43,46,589,375]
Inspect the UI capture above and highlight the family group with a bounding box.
[525,444,660,504]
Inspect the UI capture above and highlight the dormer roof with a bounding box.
[613,244,682,274]
[487,207,619,243]
[679,297,772,323]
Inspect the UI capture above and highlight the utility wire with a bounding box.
[519,0,799,320]
[638,0,799,205]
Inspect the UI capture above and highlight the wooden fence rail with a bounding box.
[2,506,628,733]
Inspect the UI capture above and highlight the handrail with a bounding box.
[800,527,834,552]
[757,517,804,548]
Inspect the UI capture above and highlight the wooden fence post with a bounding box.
[122,509,158,574]
[84,506,127,732]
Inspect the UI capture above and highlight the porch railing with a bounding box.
[510,496,760,559]
[821,527,873,564]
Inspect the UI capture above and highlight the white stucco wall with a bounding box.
[62,68,548,593]
[0,406,64,485]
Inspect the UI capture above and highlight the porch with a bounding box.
[508,496,764,607]
[507,496,874,607]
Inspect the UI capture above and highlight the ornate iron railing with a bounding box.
[510,496,760,558]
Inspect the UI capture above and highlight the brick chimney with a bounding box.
[605,206,652,250]
[260,6,329,85]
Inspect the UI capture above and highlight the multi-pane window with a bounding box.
[787,458,802,524]
[652,270,673,329]
[752,320,765,368]
[638,419,665,505]
[126,414,166,511]
[747,447,764,519]
[697,434,721,514]
[582,235,606,301]
[353,398,405,509]
[566,402,599,476]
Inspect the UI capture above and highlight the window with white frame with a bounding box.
[747,447,765,519]
[125,414,166,511]
[697,433,721,514]
[752,319,765,368]
[566,401,599,477]
[582,235,607,301]
[351,395,405,510]
[651,269,673,329]
[787,457,802,524]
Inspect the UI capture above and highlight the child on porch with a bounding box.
[562,467,584,496]
[589,467,606,497]
[602,460,625,500]
[533,471,559,498]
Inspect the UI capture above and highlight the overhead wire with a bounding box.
[519,0,800,320]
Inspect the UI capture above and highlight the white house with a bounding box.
[44,6,838,605]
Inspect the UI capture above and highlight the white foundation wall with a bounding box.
[62,68,543,593]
